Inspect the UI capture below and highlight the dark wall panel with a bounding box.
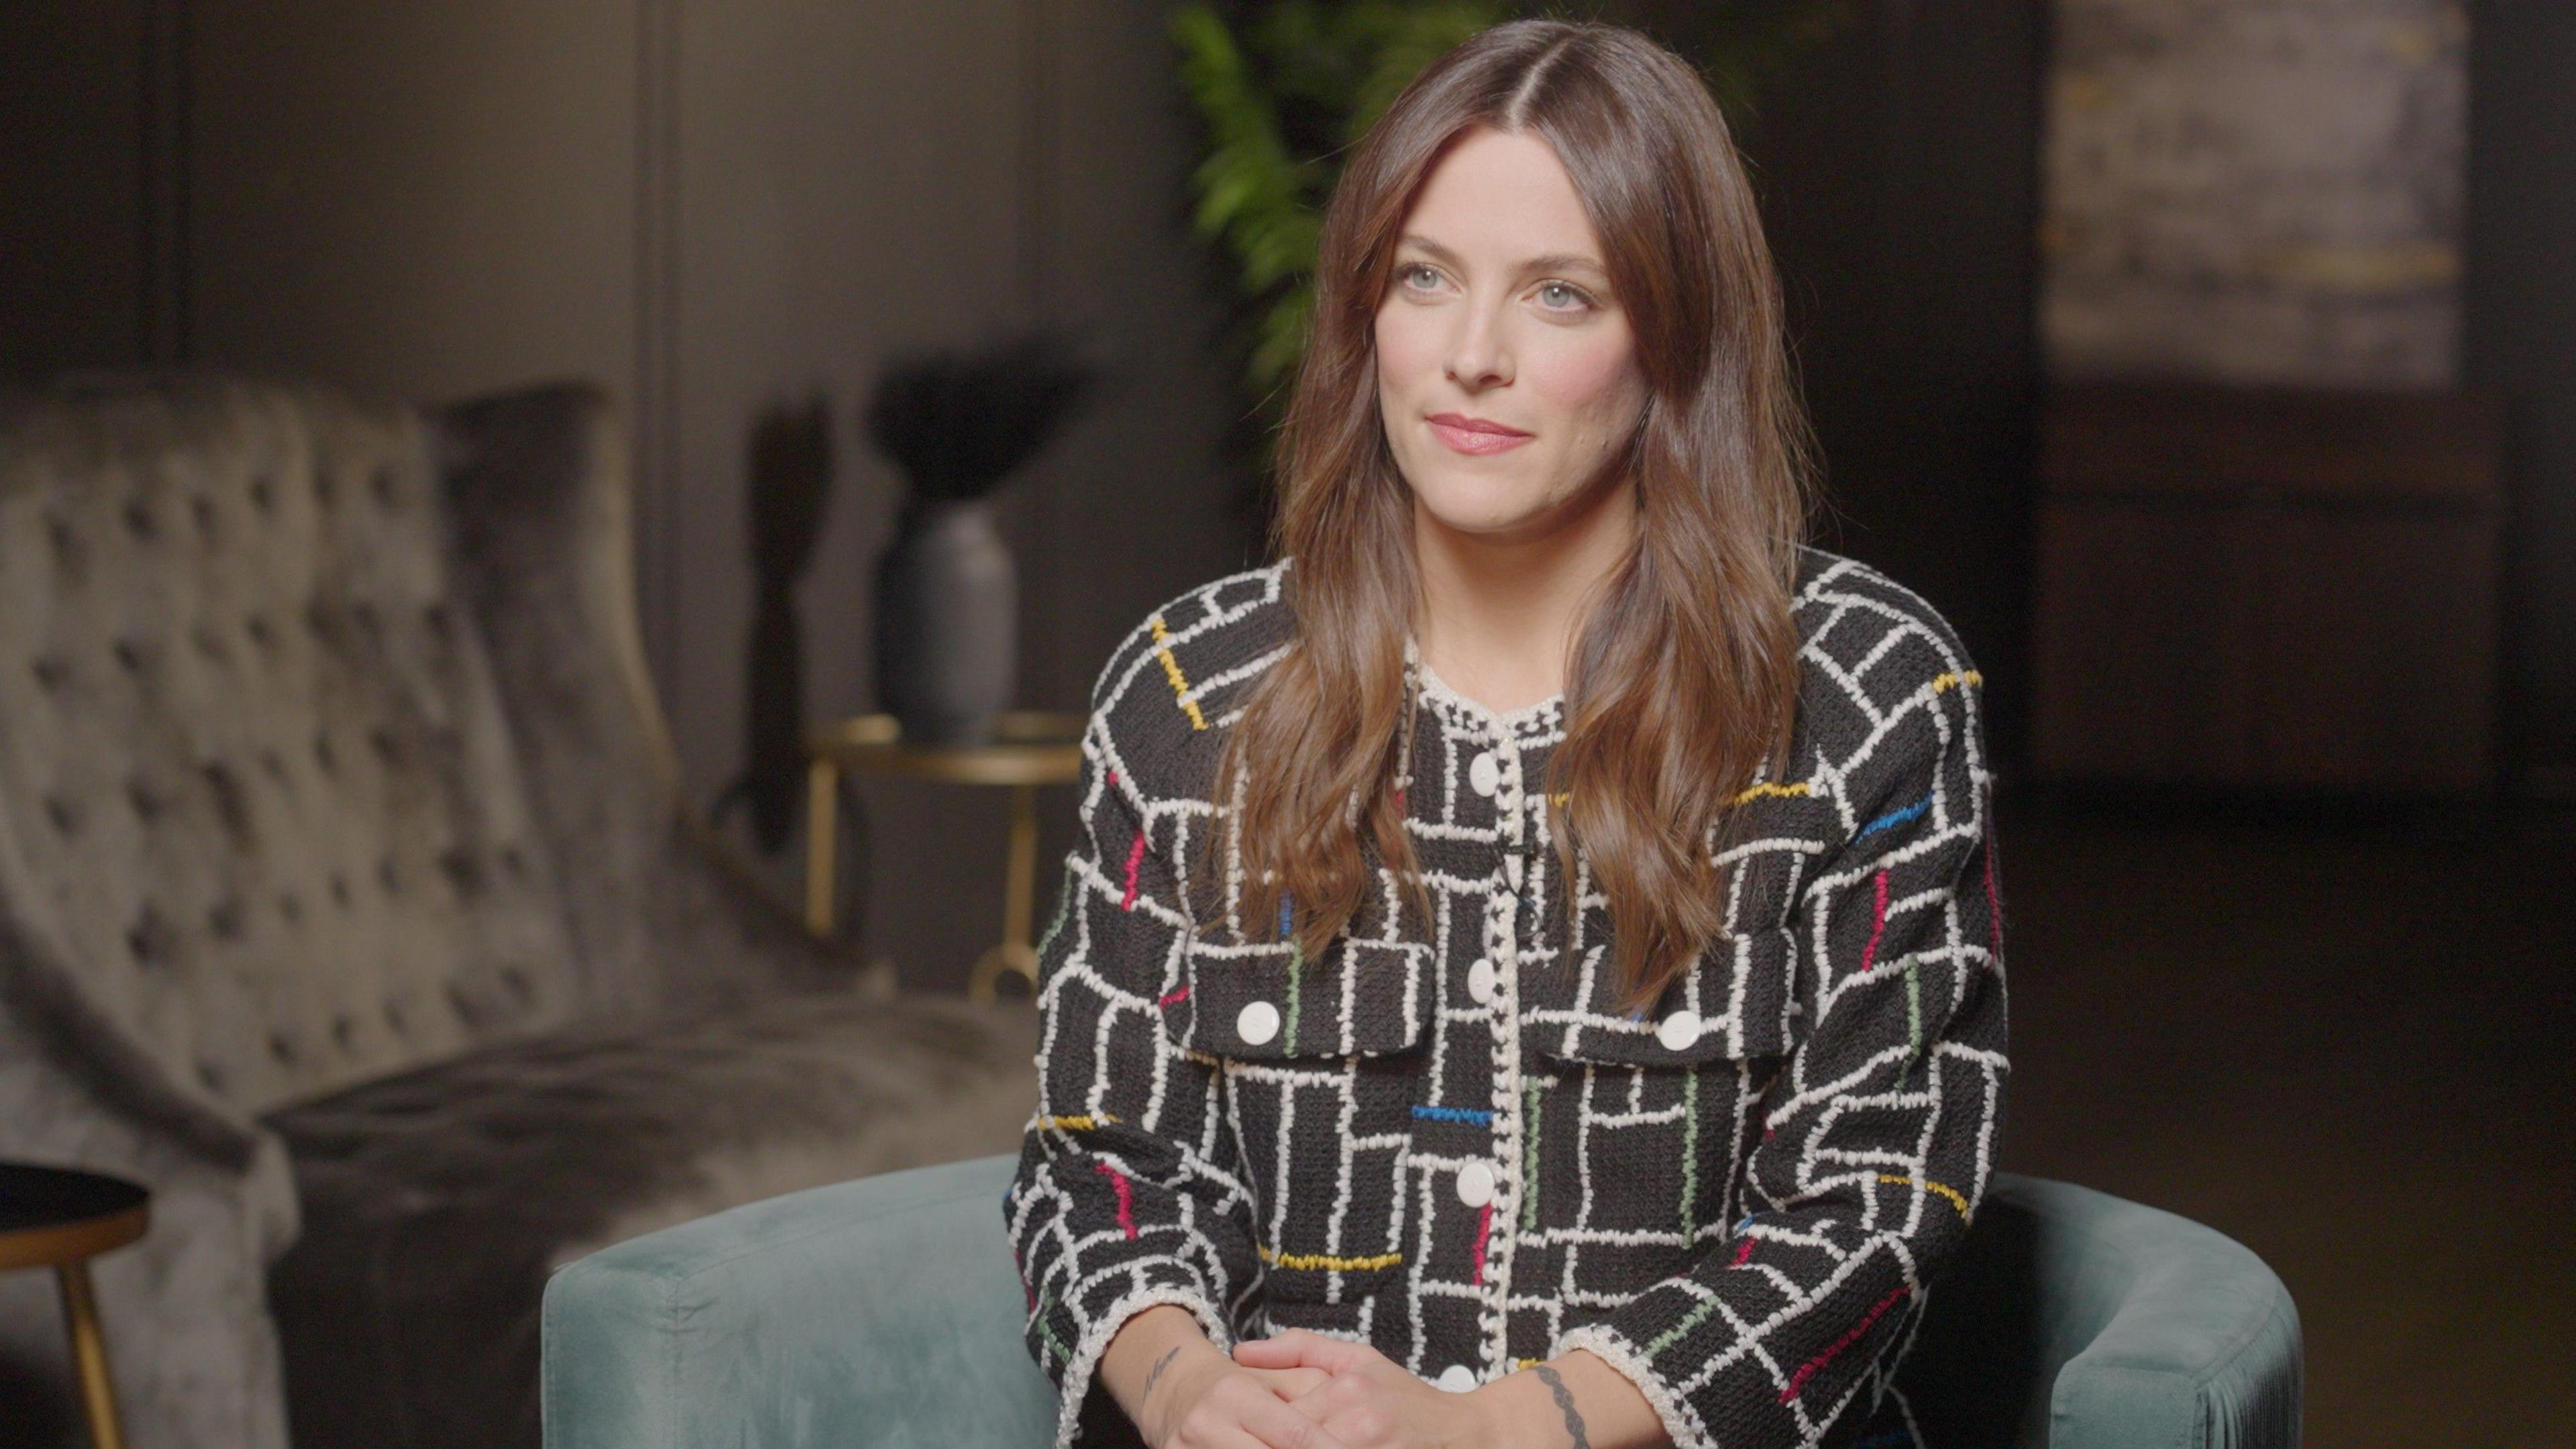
[2465,1,2576,789]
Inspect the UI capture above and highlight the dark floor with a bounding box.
[1991,789,2576,1448]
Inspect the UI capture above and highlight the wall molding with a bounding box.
[635,0,684,696]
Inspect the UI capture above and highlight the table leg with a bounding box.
[1004,783,1036,957]
[804,759,840,938]
[969,784,1044,1004]
[54,1258,127,1449]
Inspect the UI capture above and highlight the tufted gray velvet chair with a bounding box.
[0,376,1038,1449]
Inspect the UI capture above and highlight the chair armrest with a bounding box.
[542,1151,1057,1449]
[2004,1178,2304,1449]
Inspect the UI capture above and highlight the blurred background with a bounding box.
[2,3,2569,1447]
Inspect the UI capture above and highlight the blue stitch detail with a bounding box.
[1411,1104,1495,1126]
[1855,795,1931,841]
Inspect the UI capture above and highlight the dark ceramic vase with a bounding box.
[873,496,1016,745]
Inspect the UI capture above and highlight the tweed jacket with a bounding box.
[1006,547,2008,1449]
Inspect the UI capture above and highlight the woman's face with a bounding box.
[1374,125,1649,544]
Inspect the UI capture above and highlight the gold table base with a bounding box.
[804,710,1083,1003]
[2,1167,148,1449]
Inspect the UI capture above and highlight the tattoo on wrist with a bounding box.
[1533,1364,1590,1449]
[1139,1344,1183,1408]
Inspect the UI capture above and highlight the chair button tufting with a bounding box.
[1236,1000,1281,1046]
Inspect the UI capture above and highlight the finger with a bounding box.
[1236,1389,1355,1449]
[1230,1335,1303,1369]
[1232,1329,1380,1375]
[1244,1366,1329,1401]
[1287,1367,1364,1406]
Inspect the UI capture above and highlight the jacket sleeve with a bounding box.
[1556,631,2009,1448]
[1004,696,1262,1449]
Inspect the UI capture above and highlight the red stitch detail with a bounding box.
[1106,769,1118,786]
[1470,1201,1493,1285]
[1778,1285,1910,1403]
[1395,788,1407,812]
[1982,824,2002,957]
[1158,985,1190,1008]
[1121,828,1148,910]
[1732,1237,1757,1266]
[1094,1162,1138,1240]
[1859,869,1890,973]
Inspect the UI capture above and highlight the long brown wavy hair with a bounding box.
[1188,19,1817,1012]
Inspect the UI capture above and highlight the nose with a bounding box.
[1442,301,1512,390]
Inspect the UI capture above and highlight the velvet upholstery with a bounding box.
[0,375,1040,1449]
[543,1158,2302,1449]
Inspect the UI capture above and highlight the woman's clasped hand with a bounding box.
[1198,1330,1516,1449]
[1135,1326,1510,1449]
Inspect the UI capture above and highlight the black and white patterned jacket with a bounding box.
[1006,548,2008,1449]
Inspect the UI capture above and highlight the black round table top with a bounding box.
[1,1161,149,1237]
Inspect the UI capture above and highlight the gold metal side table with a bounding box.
[804,709,1084,1002]
[1,1161,150,1449]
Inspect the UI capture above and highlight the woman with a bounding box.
[1005,19,2005,1449]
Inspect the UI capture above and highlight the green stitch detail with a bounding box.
[1285,941,1304,1048]
[1521,1077,1543,1232]
[1644,1296,1723,1359]
[1034,861,1076,963]
[1904,959,1923,1069]
[1033,1285,1071,1364]
[1680,1067,1701,1240]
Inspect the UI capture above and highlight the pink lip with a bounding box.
[1426,413,1533,455]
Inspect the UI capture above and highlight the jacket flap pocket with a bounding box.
[1527,924,1800,1067]
[1174,936,1434,1059]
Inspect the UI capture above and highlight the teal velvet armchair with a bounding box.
[539,1154,2301,1448]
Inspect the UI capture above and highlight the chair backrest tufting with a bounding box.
[0,377,585,1116]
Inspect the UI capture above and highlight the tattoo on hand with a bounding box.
[1534,1364,1590,1449]
[1140,1345,1183,1407]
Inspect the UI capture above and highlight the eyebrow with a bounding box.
[1397,233,1608,280]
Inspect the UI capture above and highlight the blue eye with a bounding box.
[1536,281,1592,311]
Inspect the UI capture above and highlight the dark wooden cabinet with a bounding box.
[2031,384,2506,794]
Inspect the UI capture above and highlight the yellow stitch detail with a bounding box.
[1733,781,1812,803]
[1038,1112,1118,1132]
[1148,616,1210,730]
[1878,1173,1971,1222]
[1257,1244,1404,1272]
[1931,670,1983,695]
[1513,1356,1544,1371]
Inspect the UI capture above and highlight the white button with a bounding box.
[1236,1000,1281,1046]
[1436,1364,1479,1393]
[1455,1161,1497,1208]
[1468,751,1499,796]
[1466,958,1496,1004]
[1656,1009,1703,1052]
